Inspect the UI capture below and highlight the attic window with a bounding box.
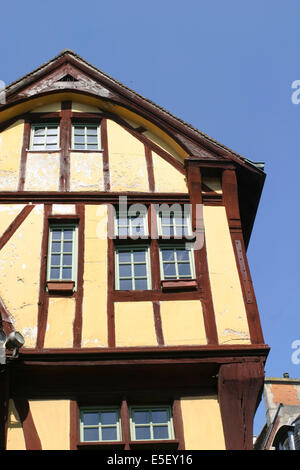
[57,74,78,82]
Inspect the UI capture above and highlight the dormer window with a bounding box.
[72,123,101,150]
[30,123,60,151]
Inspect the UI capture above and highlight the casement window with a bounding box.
[157,206,192,238]
[159,245,195,280]
[130,406,174,441]
[72,123,101,150]
[115,246,151,290]
[30,123,60,151]
[47,224,78,283]
[114,210,148,238]
[80,408,122,442]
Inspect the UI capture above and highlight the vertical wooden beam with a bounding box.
[14,398,42,450]
[36,204,51,350]
[172,398,185,450]
[185,160,218,345]
[73,204,85,348]
[70,400,79,450]
[101,118,111,191]
[120,398,131,450]
[60,101,72,191]
[222,169,264,344]
[153,301,164,346]
[107,205,115,347]
[18,120,31,191]
[145,144,155,192]
[218,361,265,450]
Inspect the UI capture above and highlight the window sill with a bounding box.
[70,149,104,153]
[26,149,61,153]
[77,441,125,450]
[161,279,198,291]
[46,281,75,295]
[129,439,179,450]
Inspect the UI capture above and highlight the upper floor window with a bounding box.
[159,245,195,280]
[130,406,174,441]
[157,205,192,238]
[115,246,151,290]
[30,123,60,151]
[47,224,78,283]
[72,123,101,150]
[80,407,121,442]
[114,209,148,238]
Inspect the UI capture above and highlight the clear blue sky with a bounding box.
[1,0,300,435]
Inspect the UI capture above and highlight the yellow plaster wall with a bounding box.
[107,119,149,192]
[70,152,104,191]
[160,300,207,345]
[0,120,24,190]
[6,399,26,450]
[0,204,26,238]
[115,302,157,347]
[0,204,43,347]
[29,400,70,450]
[144,130,184,164]
[24,153,60,191]
[181,396,226,450]
[152,152,188,193]
[52,204,76,215]
[204,206,250,344]
[72,101,102,113]
[31,102,62,112]
[81,205,108,347]
[202,175,222,193]
[43,297,76,349]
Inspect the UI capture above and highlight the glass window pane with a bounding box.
[101,411,117,425]
[118,251,131,263]
[134,411,150,424]
[102,427,117,441]
[46,135,58,144]
[134,264,146,277]
[119,264,131,277]
[83,427,99,442]
[86,127,98,135]
[51,254,60,266]
[135,278,147,290]
[118,218,128,226]
[133,251,146,262]
[135,426,151,440]
[83,412,99,426]
[64,230,73,240]
[63,254,72,266]
[152,410,168,424]
[33,136,45,145]
[163,263,176,276]
[178,263,191,276]
[161,249,175,262]
[50,268,60,279]
[52,230,61,240]
[119,279,132,290]
[87,135,98,143]
[52,242,61,252]
[153,425,169,439]
[63,241,73,252]
[47,126,58,135]
[74,126,85,135]
[118,227,128,237]
[74,135,85,144]
[176,249,189,261]
[74,144,85,150]
[62,267,72,279]
[34,127,45,136]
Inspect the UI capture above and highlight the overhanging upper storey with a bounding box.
[0,49,265,246]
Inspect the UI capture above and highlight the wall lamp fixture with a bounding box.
[0,329,25,364]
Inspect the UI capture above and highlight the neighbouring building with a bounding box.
[0,50,269,450]
[254,375,300,450]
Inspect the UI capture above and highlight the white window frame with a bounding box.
[71,123,101,150]
[29,123,60,151]
[114,210,148,239]
[159,244,195,280]
[130,406,174,441]
[157,205,192,238]
[115,245,151,290]
[80,407,122,443]
[47,223,78,286]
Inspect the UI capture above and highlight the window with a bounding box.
[159,245,195,280]
[72,123,101,150]
[80,408,121,442]
[157,206,192,238]
[30,123,60,151]
[115,246,151,290]
[115,209,148,238]
[47,224,78,283]
[130,406,174,441]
